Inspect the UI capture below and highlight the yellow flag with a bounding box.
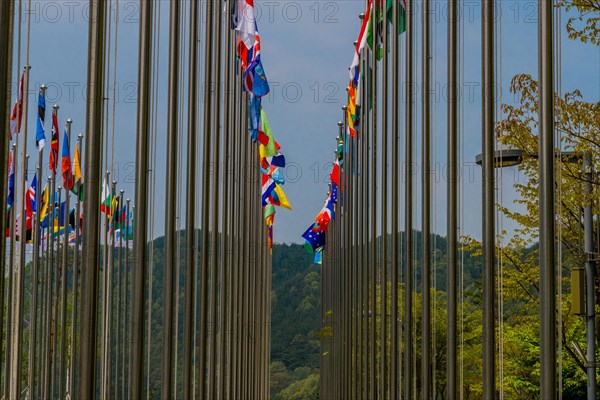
[74,143,82,183]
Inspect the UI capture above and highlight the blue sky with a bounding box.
[9,0,600,244]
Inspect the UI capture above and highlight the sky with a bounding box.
[8,0,600,245]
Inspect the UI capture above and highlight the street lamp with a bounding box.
[476,148,596,399]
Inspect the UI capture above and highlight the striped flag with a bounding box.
[349,0,372,84]
[100,178,111,215]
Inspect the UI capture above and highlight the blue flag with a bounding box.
[302,224,326,254]
[36,91,46,150]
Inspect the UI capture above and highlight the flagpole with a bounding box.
[0,4,15,355]
[4,144,16,400]
[381,3,390,397]
[482,1,496,398]
[42,174,53,400]
[539,0,557,396]
[51,186,62,400]
[123,198,130,400]
[199,0,215,395]
[79,0,108,396]
[29,84,46,398]
[130,0,153,397]
[13,151,28,399]
[58,118,73,400]
[161,0,181,396]
[100,170,110,399]
[183,0,199,396]
[447,0,459,396]
[116,188,124,399]
[69,133,83,399]
[422,0,433,397]
[390,0,400,393]
[220,4,233,396]
[102,178,117,399]
[209,0,223,395]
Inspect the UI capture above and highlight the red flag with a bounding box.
[49,110,60,175]
[9,71,24,140]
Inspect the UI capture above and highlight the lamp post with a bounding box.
[476,149,596,400]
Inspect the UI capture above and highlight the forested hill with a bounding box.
[270,244,321,399]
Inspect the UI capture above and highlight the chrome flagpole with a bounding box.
[390,0,400,396]
[183,0,199,397]
[130,0,153,397]
[482,1,496,398]
[79,0,108,397]
[447,0,459,397]
[538,0,557,396]
[209,1,223,395]
[59,118,73,399]
[199,0,215,396]
[69,133,83,399]
[422,0,433,397]
[29,84,46,399]
[162,0,181,396]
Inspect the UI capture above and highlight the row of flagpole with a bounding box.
[0,1,281,399]
[310,0,561,398]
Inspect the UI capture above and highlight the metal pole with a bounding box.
[79,0,107,397]
[59,118,73,399]
[199,0,215,395]
[482,1,496,398]
[70,134,83,399]
[162,0,181,397]
[183,0,199,398]
[52,187,62,400]
[220,5,233,397]
[447,0,459,396]
[130,0,153,397]
[539,0,557,397]
[583,154,596,400]
[390,1,400,396]
[381,4,389,398]
[29,83,46,399]
[123,198,130,400]
[0,0,14,308]
[209,1,223,396]
[404,0,414,396]
[422,0,432,397]
[115,189,124,399]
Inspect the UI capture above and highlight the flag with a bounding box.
[313,248,323,264]
[264,204,276,253]
[302,224,326,253]
[72,141,84,199]
[61,129,74,191]
[100,178,112,215]
[36,89,46,150]
[349,0,372,84]
[248,95,261,141]
[330,160,340,186]
[243,30,270,97]
[9,71,24,140]
[7,151,14,208]
[39,184,49,224]
[367,0,406,60]
[49,109,60,175]
[233,0,256,50]
[26,175,37,217]
[258,108,277,157]
[261,175,292,210]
